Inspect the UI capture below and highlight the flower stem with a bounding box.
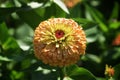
[58,67,67,80]
[58,67,64,80]
[63,66,67,76]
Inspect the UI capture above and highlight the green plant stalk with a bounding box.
[58,67,67,80]
[106,76,114,80]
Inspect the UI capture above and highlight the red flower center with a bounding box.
[55,30,65,39]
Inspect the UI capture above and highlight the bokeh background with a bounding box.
[0,0,120,80]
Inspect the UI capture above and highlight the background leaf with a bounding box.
[85,4,108,32]
[113,63,120,80]
[110,2,119,20]
[0,7,20,23]
[53,0,69,14]
[66,65,96,80]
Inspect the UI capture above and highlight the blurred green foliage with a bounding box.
[0,0,120,80]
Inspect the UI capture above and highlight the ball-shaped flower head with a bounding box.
[33,18,86,67]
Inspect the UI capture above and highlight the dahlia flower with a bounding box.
[33,18,86,67]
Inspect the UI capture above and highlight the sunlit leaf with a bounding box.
[66,65,96,80]
[63,76,73,80]
[15,23,33,50]
[44,3,66,18]
[27,2,43,9]
[109,21,120,29]
[53,0,69,14]
[85,26,98,43]
[0,56,12,61]
[84,54,101,63]
[11,70,24,79]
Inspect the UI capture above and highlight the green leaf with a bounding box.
[0,4,44,27]
[0,7,20,23]
[85,4,108,32]
[53,0,69,14]
[16,8,43,29]
[2,37,19,50]
[84,54,101,63]
[73,18,96,24]
[31,70,58,80]
[0,22,19,48]
[68,5,83,18]
[96,77,106,80]
[15,23,33,50]
[44,3,66,18]
[66,65,96,80]
[72,18,97,30]
[0,22,21,55]
[0,23,9,44]
[110,2,119,20]
[109,21,120,29]
[11,70,24,79]
[63,76,73,80]
[113,63,120,80]
[85,26,98,43]
[0,56,12,61]
[25,63,59,80]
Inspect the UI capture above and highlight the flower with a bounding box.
[105,64,114,77]
[62,0,81,8]
[112,34,120,46]
[33,18,86,67]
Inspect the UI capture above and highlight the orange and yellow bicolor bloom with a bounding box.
[33,18,86,67]
[105,64,115,77]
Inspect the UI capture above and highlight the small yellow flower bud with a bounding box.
[105,64,115,77]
